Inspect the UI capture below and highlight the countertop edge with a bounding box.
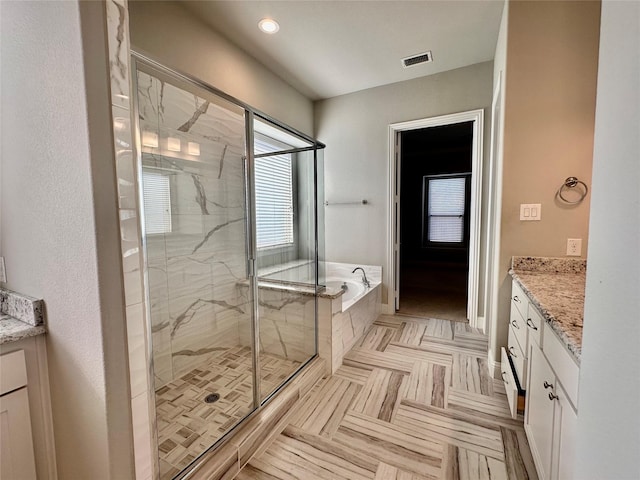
[509,269,582,364]
[0,315,47,345]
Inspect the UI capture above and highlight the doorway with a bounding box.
[387,110,484,326]
[399,123,473,322]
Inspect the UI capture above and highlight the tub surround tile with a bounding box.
[509,256,585,362]
[0,288,46,344]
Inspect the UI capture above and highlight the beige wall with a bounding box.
[128,1,314,136]
[576,1,640,476]
[0,1,134,478]
[492,0,600,358]
[314,62,493,309]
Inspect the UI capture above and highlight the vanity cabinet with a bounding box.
[0,335,56,479]
[502,280,533,417]
[525,329,578,480]
[503,278,580,480]
[0,350,37,479]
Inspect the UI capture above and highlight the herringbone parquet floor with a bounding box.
[236,314,539,480]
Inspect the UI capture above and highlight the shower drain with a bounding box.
[204,393,220,404]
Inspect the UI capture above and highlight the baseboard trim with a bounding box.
[476,315,486,334]
[488,349,501,379]
[381,303,395,315]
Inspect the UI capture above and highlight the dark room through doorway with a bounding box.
[398,121,473,322]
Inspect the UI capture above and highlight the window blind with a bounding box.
[427,176,465,243]
[254,138,294,249]
[142,170,172,235]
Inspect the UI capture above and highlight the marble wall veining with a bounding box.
[106,1,156,478]
[136,69,252,389]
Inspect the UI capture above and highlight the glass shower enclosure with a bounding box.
[131,56,324,479]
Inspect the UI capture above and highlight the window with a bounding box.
[424,175,467,244]
[254,138,294,249]
[142,170,172,235]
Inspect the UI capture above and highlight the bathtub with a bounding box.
[322,262,382,312]
[317,262,382,373]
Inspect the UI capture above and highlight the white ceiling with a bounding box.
[182,0,504,101]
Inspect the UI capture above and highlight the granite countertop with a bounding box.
[0,289,46,345]
[509,256,586,363]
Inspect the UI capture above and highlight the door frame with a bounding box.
[387,109,484,327]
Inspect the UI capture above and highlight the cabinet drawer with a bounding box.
[543,323,580,408]
[509,302,528,355]
[501,347,519,419]
[527,303,544,348]
[511,281,528,318]
[508,326,527,387]
[0,350,28,396]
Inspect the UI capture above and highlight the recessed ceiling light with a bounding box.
[258,18,279,34]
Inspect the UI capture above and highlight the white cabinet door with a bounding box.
[526,341,555,480]
[553,382,577,480]
[0,387,37,480]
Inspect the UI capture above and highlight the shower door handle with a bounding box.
[247,258,256,276]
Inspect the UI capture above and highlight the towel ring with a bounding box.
[557,177,588,205]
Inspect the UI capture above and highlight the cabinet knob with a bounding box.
[501,371,509,384]
[508,346,518,358]
[511,320,520,329]
[548,392,559,401]
[513,295,521,303]
[543,381,554,389]
[526,318,538,330]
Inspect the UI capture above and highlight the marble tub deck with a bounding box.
[509,256,586,362]
[236,314,538,480]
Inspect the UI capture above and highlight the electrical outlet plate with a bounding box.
[520,204,542,221]
[567,238,582,256]
[0,257,6,283]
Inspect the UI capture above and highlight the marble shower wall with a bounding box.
[136,70,253,388]
[106,1,155,478]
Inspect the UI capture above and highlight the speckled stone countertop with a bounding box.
[509,256,586,363]
[0,288,46,345]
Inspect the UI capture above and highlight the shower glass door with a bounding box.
[134,62,255,478]
[253,118,319,401]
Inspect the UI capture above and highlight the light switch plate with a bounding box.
[520,203,542,221]
[0,257,6,283]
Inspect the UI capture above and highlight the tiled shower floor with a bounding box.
[154,346,301,477]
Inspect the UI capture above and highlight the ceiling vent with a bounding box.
[401,51,433,68]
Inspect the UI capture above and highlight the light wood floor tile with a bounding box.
[334,411,443,478]
[266,433,375,480]
[375,462,429,480]
[451,354,493,395]
[334,364,372,385]
[282,425,379,473]
[343,347,416,374]
[455,447,508,480]
[394,402,504,461]
[500,427,539,480]
[396,321,427,345]
[237,314,537,480]
[292,376,361,436]
[359,325,397,351]
[447,389,519,426]
[385,343,453,366]
[352,368,406,422]
[404,362,450,409]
